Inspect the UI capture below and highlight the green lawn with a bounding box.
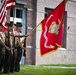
[0,65,76,75]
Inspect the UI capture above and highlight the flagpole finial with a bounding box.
[64,0,67,5]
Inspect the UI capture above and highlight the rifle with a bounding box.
[23,38,26,56]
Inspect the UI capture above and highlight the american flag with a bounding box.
[0,0,15,32]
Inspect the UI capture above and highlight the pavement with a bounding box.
[42,66,76,69]
[26,65,76,69]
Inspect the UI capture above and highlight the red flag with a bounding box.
[0,0,16,32]
[40,0,65,56]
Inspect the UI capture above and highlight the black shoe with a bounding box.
[3,71,10,74]
[10,69,14,73]
[15,69,20,72]
[0,68,2,72]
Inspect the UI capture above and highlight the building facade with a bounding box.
[0,0,76,65]
[36,0,76,65]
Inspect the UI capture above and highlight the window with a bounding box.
[16,9,22,18]
[45,8,67,48]
[10,9,14,17]
[45,8,53,17]
[10,9,22,18]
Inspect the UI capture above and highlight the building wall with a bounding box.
[36,0,76,65]
[66,1,76,50]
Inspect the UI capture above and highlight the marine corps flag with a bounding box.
[40,0,66,56]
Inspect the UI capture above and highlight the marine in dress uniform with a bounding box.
[0,23,11,73]
[9,22,18,73]
[14,22,26,72]
[3,22,14,73]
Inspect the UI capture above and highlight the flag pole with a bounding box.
[11,8,15,45]
[26,0,67,37]
[64,0,67,5]
[27,23,40,36]
[13,8,15,33]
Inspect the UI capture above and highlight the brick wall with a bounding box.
[17,0,37,65]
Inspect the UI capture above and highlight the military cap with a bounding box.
[10,21,16,26]
[8,21,16,27]
[16,22,22,27]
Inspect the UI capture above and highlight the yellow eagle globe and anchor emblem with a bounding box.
[49,19,61,35]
